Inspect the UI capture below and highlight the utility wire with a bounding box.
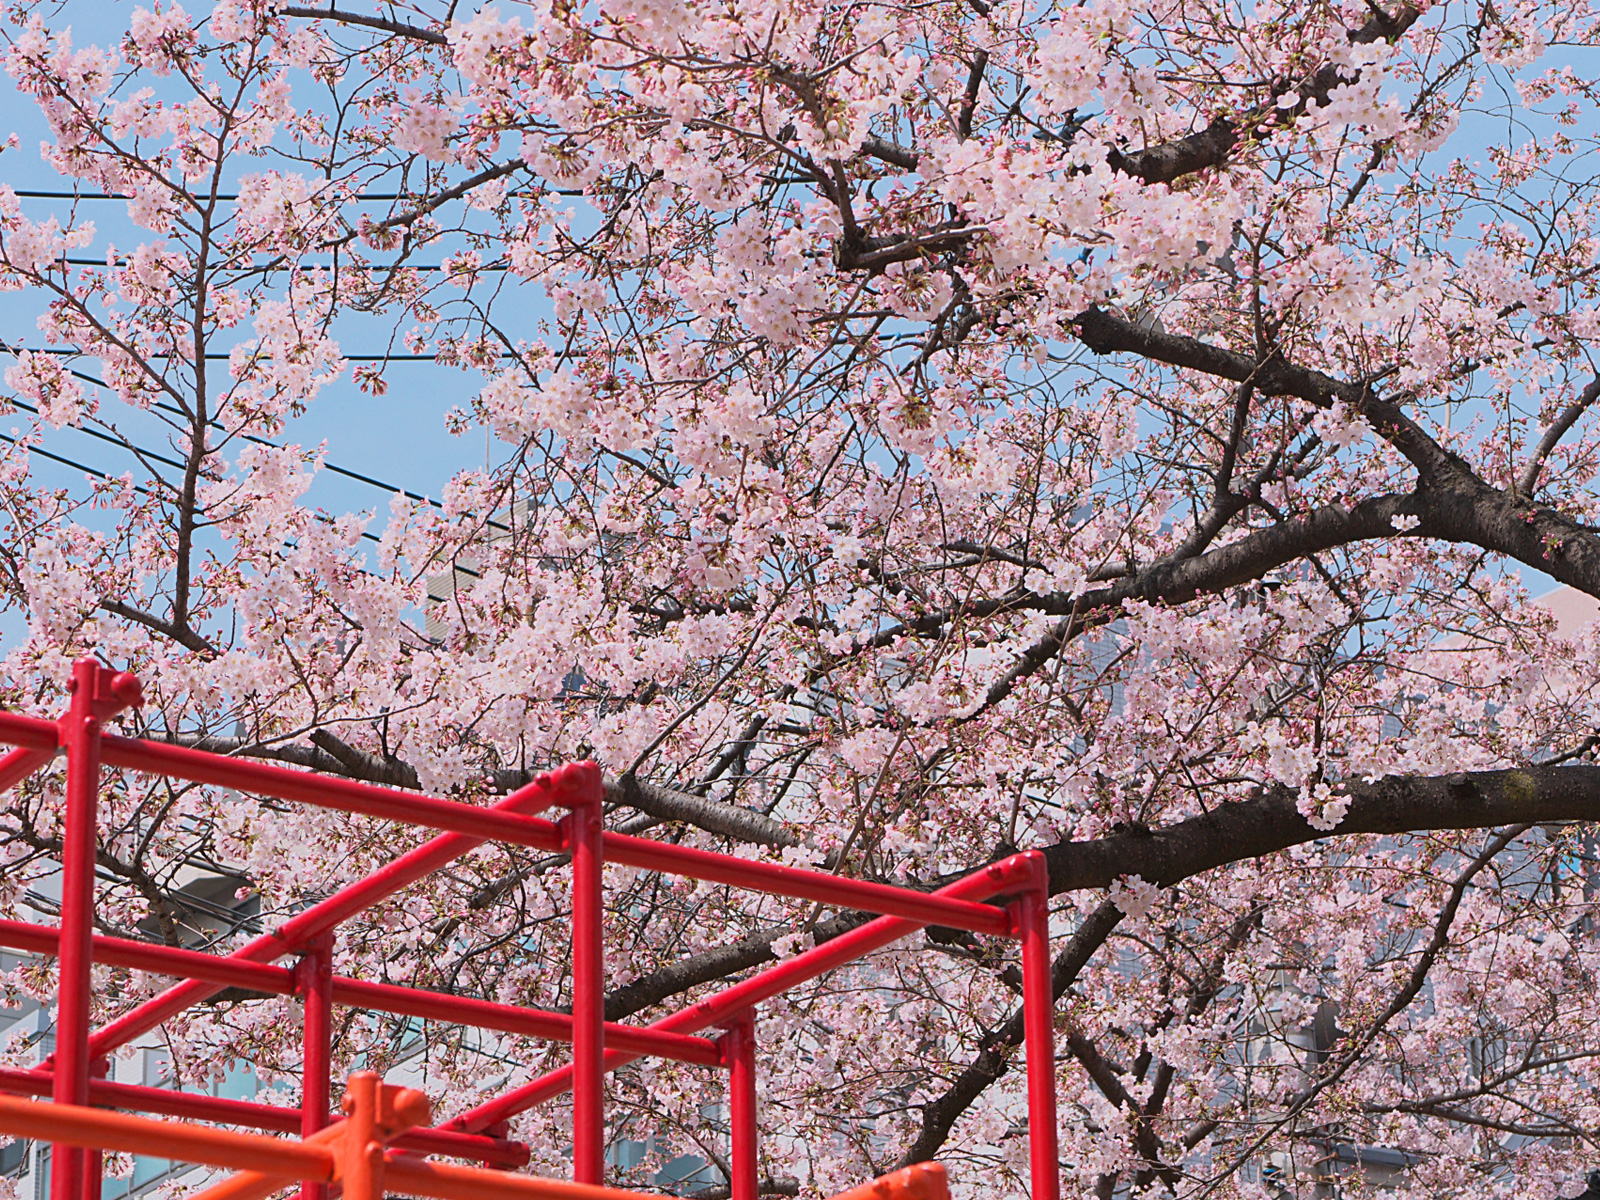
[0,428,149,489]
[16,346,516,363]
[59,257,515,274]
[0,342,451,509]
[9,187,562,201]
[0,427,386,546]
[10,190,414,201]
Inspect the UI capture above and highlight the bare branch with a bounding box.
[100,598,216,655]
[278,5,448,45]
[900,900,1124,1165]
[1517,375,1600,496]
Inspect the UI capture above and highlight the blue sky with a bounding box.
[0,1,512,533]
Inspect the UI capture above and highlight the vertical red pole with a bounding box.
[1012,852,1059,1200]
[84,1058,107,1200]
[721,1010,758,1200]
[340,1071,384,1200]
[53,659,140,1200]
[296,933,335,1200]
[564,783,605,1184]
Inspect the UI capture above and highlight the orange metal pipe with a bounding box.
[182,1123,348,1200]
[0,1089,948,1200]
[383,1157,687,1200]
[380,1159,951,1200]
[170,1074,430,1200]
[0,1093,334,1178]
[824,1164,951,1200]
[339,1071,384,1200]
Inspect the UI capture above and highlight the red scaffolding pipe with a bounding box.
[443,855,1037,1133]
[0,659,1062,1200]
[564,783,607,1186]
[298,933,335,1200]
[0,917,722,1065]
[87,766,581,1056]
[721,1012,758,1200]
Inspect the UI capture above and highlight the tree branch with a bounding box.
[323,159,530,249]
[1071,306,1449,479]
[957,51,988,141]
[1041,772,1567,894]
[278,5,448,45]
[100,598,216,655]
[1106,4,1422,184]
[899,899,1124,1165]
[607,772,799,848]
[1517,375,1600,496]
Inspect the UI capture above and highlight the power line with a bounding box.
[9,187,564,201]
[59,257,516,275]
[11,190,415,201]
[0,429,150,490]
[0,343,450,508]
[8,395,188,472]
[0,429,385,546]
[16,345,517,362]
[0,352,523,549]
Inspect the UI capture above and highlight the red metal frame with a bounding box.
[0,660,1062,1200]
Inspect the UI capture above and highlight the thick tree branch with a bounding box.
[100,598,216,655]
[279,6,448,45]
[1106,4,1422,184]
[310,729,421,789]
[1041,771,1575,894]
[607,772,798,848]
[1072,305,1449,478]
[957,51,988,142]
[859,135,919,171]
[604,912,871,1020]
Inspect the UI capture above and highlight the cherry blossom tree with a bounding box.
[3,0,1600,1196]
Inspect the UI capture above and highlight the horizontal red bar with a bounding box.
[602,834,1013,937]
[0,919,297,994]
[0,710,60,753]
[89,767,589,1057]
[89,732,1006,936]
[0,1068,528,1168]
[92,732,1007,934]
[99,734,566,854]
[331,978,722,1067]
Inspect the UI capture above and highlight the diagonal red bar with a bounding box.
[445,854,1037,1133]
[0,745,54,791]
[0,917,719,1066]
[86,763,589,1057]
